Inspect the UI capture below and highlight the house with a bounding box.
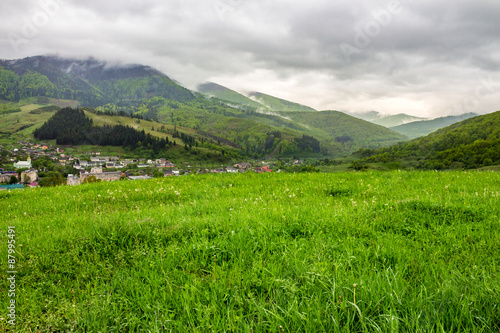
[234,162,251,171]
[164,170,174,177]
[226,166,239,173]
[262,166,272,172]
[21,169,38,183]
[90,157,105,165]
[14,158,32,169]
[255,166,272,173]
[104,156,119,162]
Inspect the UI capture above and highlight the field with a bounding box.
[1,171,499,332]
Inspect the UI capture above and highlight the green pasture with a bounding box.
[1,171,499,332]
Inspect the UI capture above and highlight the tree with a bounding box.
[83,175,101,184]
[9,176,18,184]
[39,172,65,187]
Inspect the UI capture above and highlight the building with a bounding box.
[21,169,38,183]
[0,173,18,184]
[14,158,32,169]
[0,184,25,191]
[67,174,82,186]
[255,166,272,173]
[226,166,239,173]
[234,162,252,171]
[79,166,122,183]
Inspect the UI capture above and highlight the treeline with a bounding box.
[34,108,93,144]
[356,111,500,169]
[34,108,175,152]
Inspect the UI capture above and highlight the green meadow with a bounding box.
[1,171,499,332]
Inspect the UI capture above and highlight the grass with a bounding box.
[1,171,499,332]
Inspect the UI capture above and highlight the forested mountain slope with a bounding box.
[358,111,500,169]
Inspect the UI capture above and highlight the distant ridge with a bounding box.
[390,113,479,139]
[248,91,317,112]
[197,82,269,110]
[346,111,427,127]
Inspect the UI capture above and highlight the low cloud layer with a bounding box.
[1,0,499,117]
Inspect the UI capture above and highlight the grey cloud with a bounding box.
[0,0,499,116]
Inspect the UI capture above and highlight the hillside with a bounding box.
[197,82,269,111]
[1,55,411,159]
[390,113,479,139]
[347,111,427,127]
[273,111,407,153]
[0,56,194,106]
[248,92,317,112]
[358,110,500,169]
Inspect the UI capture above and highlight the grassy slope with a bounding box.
[249,92,317,112]
[362,110,500,169]
[0,99,74,143]
[1,171,499,331]
[390,113,479,139]
[277,111,408,146]
[85,111,178,143]
[197,83,269,110]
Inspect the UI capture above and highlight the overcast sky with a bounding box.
[1,0,499,117]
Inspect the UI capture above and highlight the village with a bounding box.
[0,141,300,190]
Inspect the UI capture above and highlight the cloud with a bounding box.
[0,0,499,117]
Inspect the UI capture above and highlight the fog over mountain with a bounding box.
[1,0,499,117]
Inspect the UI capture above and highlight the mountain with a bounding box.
[347,111,427,127]
[390,113,479,139]
[248,92,317,112]
[0,55,194,106]
[272,111,407,152]
[197,83,317,112]
[197,82,269,111]
[0,55,410,158]
[358,111,500,169]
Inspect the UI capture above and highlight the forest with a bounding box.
[34,108,174,153]
[356,111,500,169]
